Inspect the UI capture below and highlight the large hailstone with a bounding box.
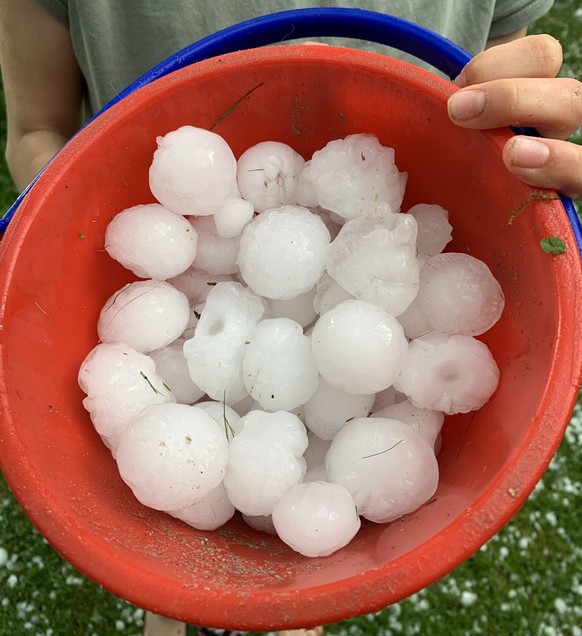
[182,282,268,404]
[242,318,319,411]
[167,483,235,531]
[394,331,500,414]
[97,280,190,353]
[237,205,331,300]
[272,481,361,557]
[223,410,308,516]
[311,299,408,395]
[296,134,406,221]
[78,343,173,455]
[407,203,453,257]
[149,342,204,405]
[116,403,229,511]
[371,399,444,449]
[416,253,505,336]
[189,216,240,275]
[104,204,198,280]
[195,400,243,438]
[237,141,305,212]
[327,206,420,316]
[325,417,439,523]
[149,125,237,216]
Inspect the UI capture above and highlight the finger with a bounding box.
[455,34,562,87]
[447,77,582,139]
[502,136,582,199]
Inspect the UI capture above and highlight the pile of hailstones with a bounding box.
[79,126,504,558]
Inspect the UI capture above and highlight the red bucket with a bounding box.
[1,42,581,631]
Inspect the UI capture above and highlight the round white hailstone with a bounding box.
[325,417,439,523]
[303,432,331,471]
[116,403,229,511]
[168,268,234,303]
[242,318,319,411]
[189,216,239,275]
[213,197,255,238]
[303,377,375,440]
[417,253,505,336]
[297,134,406,221]
[242,514,277,536]
[371,385,406,412]
[149,125,237,216]
[223,410,308,516]
[294,165,319,207]
[182,282,268,404]
[326,206,419,316]
[237,205,331,300]
[97,280,190,353]
[303,464,328,483]
[78,343,173,454]
[267,287,318,328]
[149,342,204,405]
[372,399,444,448]
[393,331,500,414]
[272,481,361,557]
[312,273,354,316]
[407,203,453,256]
[311,299,408,395]
[236,141,305,213]
[230,394,255,417]
[195,400,243,438]
[104,203,198,280]
[167,483,234,531]
[250,401,304,421]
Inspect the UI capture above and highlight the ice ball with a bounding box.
[116,403,229,511]
[213,197,254,238]
[167,482,234,531]
[312,273,354,316]
[407,203,452,256]
[149,342,204,405]
[189,216,240,275]
[237,205,331,300]
[97,280,190,353]
[272,481,361,557]
[325,417,439,523]
[149,125,237,216]
[242,318,319,412]
[394,331,500,414]
[417,253,505,336]
[372,399,444,448]
[311,299,408,395]
[194,400,243,439]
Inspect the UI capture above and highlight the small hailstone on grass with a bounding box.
[97,280,190,353]
[236,141,305,212]
[242,318,319,411]
[194,400,243,438]
[297,134,406,221]
[116,403,228,511]
[168,267,233,303]
[149,125,237,216]
[237,205,331,300]
[213,197,255,238]
[78,343,173,455]
[267,287,318,328]
[104,203,198,280]
[272,481,361,557]
[407,203,453,256]
[393,331,500,414]
[189,216,240,275]
[167,482,234,531]
[223,410,307,516]
[417,253,505,336]
[312,273,354,316]
[372,399,444,449]
[325,417,439,523]
[311,299,408,395]
[182,282,268,404]
[303,377,375,440]
[326,206,420,316]
[149,342,204,405]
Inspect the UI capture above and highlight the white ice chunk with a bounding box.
[371,399,444,448]
[312,273,354,316]
[167,482,234,531]
[149,342,204,405]
[407,203,452,256]
[189,216,240,275]
[195,399,243,438]
[213,197,255,238]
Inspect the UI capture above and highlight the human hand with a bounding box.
[447,34,582,200]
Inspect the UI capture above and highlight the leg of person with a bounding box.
[143,611,187,636]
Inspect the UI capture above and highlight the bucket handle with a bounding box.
[1,7,579,249]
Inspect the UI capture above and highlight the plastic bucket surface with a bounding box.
[0,44,581,630]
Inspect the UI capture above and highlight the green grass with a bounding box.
[1,4,582,635]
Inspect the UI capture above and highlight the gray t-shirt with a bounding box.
[34,0,554,115]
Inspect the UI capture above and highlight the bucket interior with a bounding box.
[0,45,580,630]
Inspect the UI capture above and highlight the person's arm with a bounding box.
[0,0,84,192]
[448,34,582,199]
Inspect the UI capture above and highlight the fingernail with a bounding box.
[509,137,551,168]
[448,90,486,121]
